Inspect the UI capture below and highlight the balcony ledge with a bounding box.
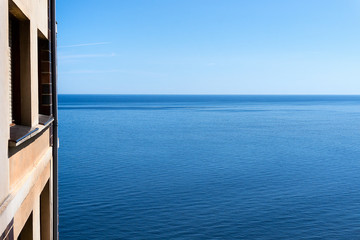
[9,115,54,147]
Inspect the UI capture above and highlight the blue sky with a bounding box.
[57,0,360,94]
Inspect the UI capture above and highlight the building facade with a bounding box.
[0,0,58,239]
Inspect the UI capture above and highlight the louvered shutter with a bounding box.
[9,18,12,124]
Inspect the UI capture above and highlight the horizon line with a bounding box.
[57,93,360,96]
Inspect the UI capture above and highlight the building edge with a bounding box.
[50,0,58,239]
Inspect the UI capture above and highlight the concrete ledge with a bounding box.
[9,116,53,147]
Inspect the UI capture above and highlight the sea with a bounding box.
[58,95,360,239]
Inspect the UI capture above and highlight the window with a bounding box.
[38,33,52,116]
[8,10,31,126]
[9,15,20,125]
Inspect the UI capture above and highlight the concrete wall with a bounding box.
[11,0,48,38]
[14,161,51,239]
[0,0,53,238]
[1,0,50,203]
[9,0,49,128]
[0,147,53,239]
[0,0,10,207]
[9,129,50,189]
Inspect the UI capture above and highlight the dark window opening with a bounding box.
[38,33,52,116]
[40,181,51,240]
[18,212,33,240]
[8,9,31,127]
[9,15,21,126]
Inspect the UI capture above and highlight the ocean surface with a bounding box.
[58,95,360,239]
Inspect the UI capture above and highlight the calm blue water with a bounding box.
[58,95,360,239]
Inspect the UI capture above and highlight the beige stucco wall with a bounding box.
[0,0,10,206]
[0,0,52,237]
[9,0,49,127]
[1,0,50,204]
[14,161,51,239]
[0,148,52,238]
[12,0,48,38]
[9,129,50,189]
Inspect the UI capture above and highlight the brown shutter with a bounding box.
[9,18,12,124]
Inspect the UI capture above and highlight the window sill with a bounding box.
[9,115,54,147]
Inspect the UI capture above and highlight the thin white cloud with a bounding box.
[58,42,111,48]
[58,53,116,59]
[60,69,124,74]
[59,69,167,77]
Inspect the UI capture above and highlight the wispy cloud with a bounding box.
[59,69,167,77]
[58,42,111,48]
[60,69,124,74]
[58,53,116,60]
